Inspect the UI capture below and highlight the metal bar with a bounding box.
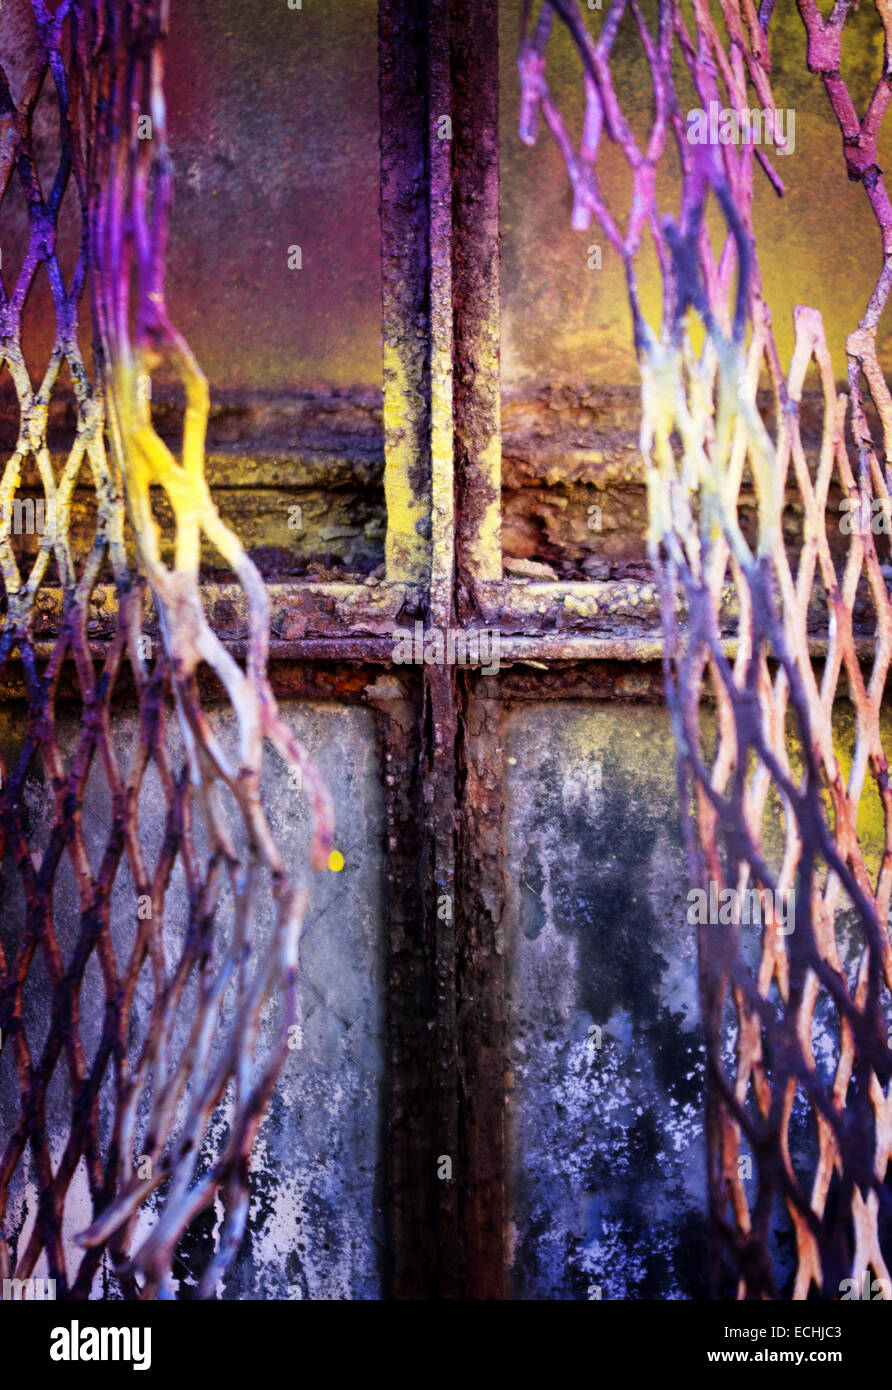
[379,0,432,586]
[365,676,439,1300]
[426,0,462,1300]
[450,0,506,1298]
[457,679,506,1299]
[453,0,503,608]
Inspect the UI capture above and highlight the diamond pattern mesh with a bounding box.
[0,0,332,1299]
[524,0,892,1297]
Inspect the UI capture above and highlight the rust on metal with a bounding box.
[522,0,892,1298]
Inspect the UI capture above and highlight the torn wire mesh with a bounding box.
[0,0,332,1299]
[522,0,892,1297]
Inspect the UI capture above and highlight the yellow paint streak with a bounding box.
[474,433,503,581]
[113,364,210,576]
[382,344,429,583]
[429,319,454,602]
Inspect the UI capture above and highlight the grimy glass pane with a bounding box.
[503,703,705,1300]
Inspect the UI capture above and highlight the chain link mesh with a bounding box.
[523,0,892,1297]
[0,0,332,1299]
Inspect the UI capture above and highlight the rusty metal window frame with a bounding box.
[0,0,691,1305]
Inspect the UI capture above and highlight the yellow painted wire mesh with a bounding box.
[0,0,332,1299]
[524,0,892,1297]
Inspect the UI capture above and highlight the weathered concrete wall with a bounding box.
[0,700,386,1299]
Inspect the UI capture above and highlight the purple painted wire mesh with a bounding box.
[0,0,330,1299]
[522,0,892,1297]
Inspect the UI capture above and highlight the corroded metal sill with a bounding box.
[9,579,858,664]
[473,577,658,632]
[18,579,424,644]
